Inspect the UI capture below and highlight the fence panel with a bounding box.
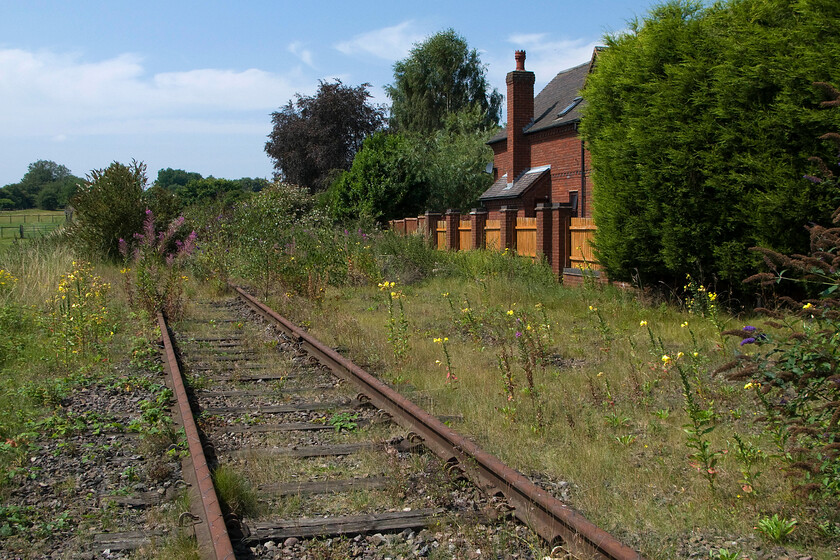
[458,220,472,251]
[515,217,537,258]
[569,218,599,269]
[484,220,500,250]
[436,221,446,250]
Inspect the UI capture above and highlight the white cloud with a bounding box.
[0,48,311,137]
[287,41,314,67]
[334,20,424,61]
[504,35,598,85]
[484,35,599,96]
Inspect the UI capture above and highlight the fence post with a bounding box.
[500,206,518,251]
[535,203,551,264]
[19,224,24,239]
[444,210,460,251]
[425,212,442,248]
[417,215,427,236]
[551,204,573,280]
[469,208,487,250]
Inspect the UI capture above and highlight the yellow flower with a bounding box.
[507,310,515,316]
[692,351,699,358]
[803,302,814,310]
[443,337,449,342]
[589,305,597,312]
[661,355,671,364]
[640,320,648,327]
[442,292,449,297]
[676,352,684,359]
[461,308,470,313]
[433,338,442,343]
[597,372,604,377]
[391,291,397,298]
[534,303,542,309]
[681,321,688,328]
[708,292,717,301]
[744,382,753,390]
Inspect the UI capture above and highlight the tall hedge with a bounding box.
[580,0,840,291]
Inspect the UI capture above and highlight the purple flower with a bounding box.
[803,174,823,184]
[742,326,756,332]
[145,208,152,215]
[515,331,522,338]
[740,337,756,346]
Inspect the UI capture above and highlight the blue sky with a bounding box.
[0,0,657,186]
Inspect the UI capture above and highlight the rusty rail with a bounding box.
[232,285,645,560]
[157,312,236,560]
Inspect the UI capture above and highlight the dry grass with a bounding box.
[270,274,839,560]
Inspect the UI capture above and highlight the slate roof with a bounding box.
[479,165,550,201]
[489,60,590,144]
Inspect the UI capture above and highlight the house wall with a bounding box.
[489,127,593,218]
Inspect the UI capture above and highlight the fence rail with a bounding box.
[0,213,65,224]
[0,224,61,239]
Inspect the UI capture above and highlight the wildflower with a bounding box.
[803,303,814,310]
[692,351,699,358]
[435,360,442,365]
[681,321,688,328]
[676,352,684,359]
[661,355,671,364]
[742,325,756,332]
[443,337,448,342]
[515,331,522,338]
[462,308,470,313]
[740,337,756,346]
[507,310,515,316]
[708,292,717,301]
[640,320,648,327]
[534,303,542,309]
[597,372,604,377]
[744,382,754,390]
[442,292,450,297]
[433,338,442,343]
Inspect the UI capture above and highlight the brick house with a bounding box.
[479,50,596,219]
[390,49,604,282]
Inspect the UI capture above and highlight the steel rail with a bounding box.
[233,285,645,560]
[157,312,236,560]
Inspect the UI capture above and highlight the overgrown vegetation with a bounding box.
[581,0,840,292]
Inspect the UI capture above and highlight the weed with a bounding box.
[433,336,457,384]
[213,464,259,517]
[327,412,359,433]
[710,548,741,560]
[676,360,722,492]
[379,281,409,361]
[731,434,764,495]
[755,513,797,544]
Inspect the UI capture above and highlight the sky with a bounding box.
[0,0,657,187]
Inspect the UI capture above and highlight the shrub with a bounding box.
[69,160,147,260]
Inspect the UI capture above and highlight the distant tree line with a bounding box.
[0,160,82,211]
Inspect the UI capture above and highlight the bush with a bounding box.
[580,0,840,292]
[69,161,147,260]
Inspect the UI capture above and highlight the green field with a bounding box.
[0,210,66,245]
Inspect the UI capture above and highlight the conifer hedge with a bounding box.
[580,0,840,293]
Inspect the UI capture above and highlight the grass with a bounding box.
[0,210,66,246]
[256,251,839,560]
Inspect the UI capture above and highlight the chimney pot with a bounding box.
[514,50,526,71]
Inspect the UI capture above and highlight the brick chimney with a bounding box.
[507,50,535,182]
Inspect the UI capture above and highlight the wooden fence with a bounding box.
[515,217,537,258]
[388,207,600,281]
[485,220,500,251]
[569,218,599,270]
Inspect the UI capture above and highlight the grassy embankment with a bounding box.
[244,243,838,560]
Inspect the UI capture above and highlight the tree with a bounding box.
[386,29,502,134]
[580,0,840,292]
[326,132,426,224]
[265,80,385,193]
[69,161,147,260]
[155,168,202,191]
[0,160,80,210]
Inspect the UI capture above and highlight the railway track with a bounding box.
[158,287,646,560]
